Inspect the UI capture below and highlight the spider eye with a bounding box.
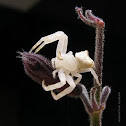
[75,51,88,61]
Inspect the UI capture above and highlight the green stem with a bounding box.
[90,112,102,126]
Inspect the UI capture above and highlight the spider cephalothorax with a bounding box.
[29,31,99,100]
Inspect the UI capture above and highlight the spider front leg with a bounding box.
[29,31,68,55]
[72,73,82,85]
[51,74,76,100]
[80,68,100,85]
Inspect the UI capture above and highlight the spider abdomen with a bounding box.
[55,53,78,72]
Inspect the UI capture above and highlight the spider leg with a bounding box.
[52,69,58,79]
[79,68,100,85]
[72,73,82,85]
[51,58,56,68]
[51,74,76,100]
[29,31,68,54]
[56,31,68,57]
[42,69,66,91]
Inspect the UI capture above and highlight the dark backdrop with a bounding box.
[0,0,125,126]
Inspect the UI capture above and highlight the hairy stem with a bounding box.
[90,112,102,126]
[94,26,105,105]
[94,27,105,85]
[75,7,105,126]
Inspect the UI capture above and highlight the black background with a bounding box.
[0,0,125,126]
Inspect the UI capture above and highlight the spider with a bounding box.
[29,31,99,100]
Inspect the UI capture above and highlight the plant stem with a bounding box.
[92,18,105,126]
[94,26,105,105]
[94,26,105,85]
[90,112,102,126]
[75,7,105,126]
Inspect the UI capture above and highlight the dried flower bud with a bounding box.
[75,7,105,28]
[19,51,59,85]
[18,51,82,98]
[80,84,93,114]
[90,87,99,111]
[101,86,111,104]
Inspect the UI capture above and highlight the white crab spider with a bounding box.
[29,31,100,100]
